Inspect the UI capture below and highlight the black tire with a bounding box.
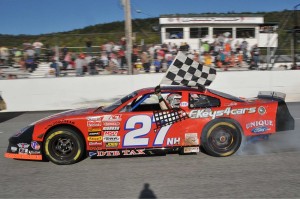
[201,118,242,157]
[44,127,85,165]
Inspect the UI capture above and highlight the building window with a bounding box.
[190,27,209,38]
[166,28,183,39]
[213,28,232,38]
[236,28,255,38]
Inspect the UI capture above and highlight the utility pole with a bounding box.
[123,0,133,75]
[293,4,300,68]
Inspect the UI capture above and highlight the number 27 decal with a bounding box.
[123,115,171,147]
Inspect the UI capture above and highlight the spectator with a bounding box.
[63,52,72,70]
[85,39,93,56]
[24,46,35,60]
[204,52,212,66]
[50,59,60,77]
[104,42,113,56]
[141,51,150,72]
[241,40,248,61]
[75,55,86,76]
[88,58,98,75]
[0,46,9,65]
[32,41,43,59]
[251,44,260,68]
[100,52,109,69]
[201,41,210,53]
[118,48,126,70]
[108,53,120,73]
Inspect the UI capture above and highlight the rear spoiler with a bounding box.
[257,91,286,101]
[257,91,294,131]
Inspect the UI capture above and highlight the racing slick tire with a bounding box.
[201,118,242,157]
[44,127,85,165]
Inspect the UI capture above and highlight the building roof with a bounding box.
[160,13,264,18]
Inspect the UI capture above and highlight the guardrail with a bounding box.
[0,70,300,112]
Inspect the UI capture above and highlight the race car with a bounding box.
[4,85,294,165]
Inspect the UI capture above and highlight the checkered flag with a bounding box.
[153,108,189,129]
[160,51,216,87]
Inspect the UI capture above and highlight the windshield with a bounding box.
[208,89,245,102]
[101,91,138,112]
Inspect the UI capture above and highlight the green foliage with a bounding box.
[0,11,297,52]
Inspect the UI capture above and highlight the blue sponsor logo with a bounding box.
[89,152,97,157]
[31,141,40,150]
[251,126,269,134]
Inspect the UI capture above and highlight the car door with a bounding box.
[115,91,190,149]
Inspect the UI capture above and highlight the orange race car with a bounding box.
[4,85,294,165]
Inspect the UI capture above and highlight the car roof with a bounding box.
[137,85,206,93]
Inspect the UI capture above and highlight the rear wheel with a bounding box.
[44,127,85,165]
[201,119,242,157]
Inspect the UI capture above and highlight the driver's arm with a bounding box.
[155,85,169,110]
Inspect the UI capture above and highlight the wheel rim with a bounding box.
[209,126,235,153]
[48,133,78,160]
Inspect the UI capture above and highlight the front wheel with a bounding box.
[44,127,85,165]
[201,119,242,157]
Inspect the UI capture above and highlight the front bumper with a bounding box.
[4,125,42,161]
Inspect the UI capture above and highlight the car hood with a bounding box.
[31,107,98,125]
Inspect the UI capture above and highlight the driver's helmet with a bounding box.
[166,94,182,108]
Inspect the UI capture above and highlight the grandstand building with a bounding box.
[159,14,278,50]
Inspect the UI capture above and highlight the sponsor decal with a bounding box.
[29,150,41,155]
[251,126,270,134]
[88,127,102,132]
[17,142,29,154]
[11,146,17,152]
[183,147,200,153]
[88,142,103,146]
[102,115,122,122]
[103,122,120,126]
[87,121,101,127]
[87,136,103,142]
[246,120,273,129]
[88,132,101,136]
[86,116,101,121]
[185,133,199,145]
[167,137,180,145]
[189,107,256,119]
[31,141,40,150]
[89,131,101,136]
[258,106,266,115]
[106,142,119,148]
[17,143,29,149]
[97,151,121,157]
[122,149,145,156]
[103,126,120,131]
[103,136,120,143]
[89,147,102,150]
[19,148,28,154]
[45,120,75,130]
[89,151,97,157]
[180,102,188,107]
[96,149,145,157]
[103,131,118,136]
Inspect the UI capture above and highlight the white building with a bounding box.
[159,14,278,50]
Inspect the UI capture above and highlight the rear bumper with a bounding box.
[257,91,294,132]
[276,100,294,131]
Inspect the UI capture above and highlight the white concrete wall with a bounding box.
[1,70,300,112]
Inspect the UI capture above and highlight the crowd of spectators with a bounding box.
[0,37,268,78]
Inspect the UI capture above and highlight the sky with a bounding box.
[1,0,300,35]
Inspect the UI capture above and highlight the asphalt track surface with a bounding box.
[0,103,300,199]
